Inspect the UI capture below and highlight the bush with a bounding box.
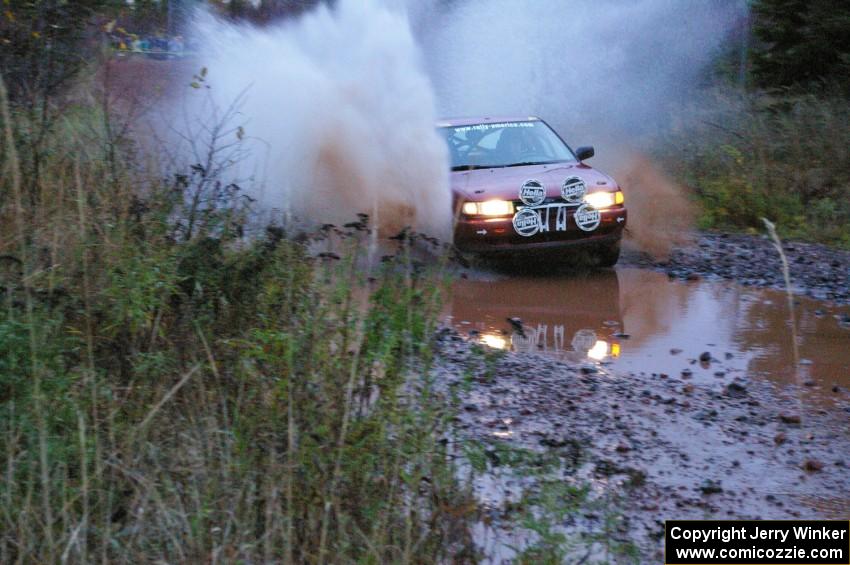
[0,0,114,103]
[654,91,850,247]
[0,75,475,562]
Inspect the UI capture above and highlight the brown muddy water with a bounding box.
[443,267,850,561]
[446,268,850,406]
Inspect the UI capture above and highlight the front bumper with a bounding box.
[454,206,627,254]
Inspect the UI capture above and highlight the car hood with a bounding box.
[450,162,618,201]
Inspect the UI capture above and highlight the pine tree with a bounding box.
[751,0,850,93]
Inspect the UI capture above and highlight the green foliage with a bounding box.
[0,0,118,101]
[0,81,475,562]
[208,0,324,23]
[751,0,850,93]
[464,439,639,563]
[513,480,589,565]
[656,91,850,247]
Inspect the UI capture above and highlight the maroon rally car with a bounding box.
[441,117,627,266]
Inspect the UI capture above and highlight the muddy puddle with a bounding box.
[441,268,850,561]
[446,268,850,405]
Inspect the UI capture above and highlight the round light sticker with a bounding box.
[561,176,587,204]
[519,179,546,206]
[512,208,541,237]
[574,204,601,231]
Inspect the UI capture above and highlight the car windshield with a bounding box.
[442,120,577,170]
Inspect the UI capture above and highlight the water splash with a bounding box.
[408,0,744,257]
[411,0,743,141]
[173,0,744,257]
[185,0,452,241]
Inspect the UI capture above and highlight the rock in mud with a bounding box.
[779,413,802,425]
[699,479,723,494]
[802,459,824,472]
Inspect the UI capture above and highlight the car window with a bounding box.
[477,129,502,150]
[442,121,576,170]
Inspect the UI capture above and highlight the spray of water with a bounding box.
[412,0,742,138]
[169,0,742,256]
[409,0,744,256]
[184,0,452,241]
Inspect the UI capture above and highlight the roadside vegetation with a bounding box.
[656,92,850,247]
[1,3,481,558]
[655,0,850,248]
[0,70,481,561]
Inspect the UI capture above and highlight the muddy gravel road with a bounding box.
[436,232,850,563]
[629,231,850,304]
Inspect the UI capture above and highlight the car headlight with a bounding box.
[587,340,609,360]
[462,200,515,216]
[583,190,624,209]
[480,332,508,350]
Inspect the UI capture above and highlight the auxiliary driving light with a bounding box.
[583,190,624,209]
[462,200,515,216]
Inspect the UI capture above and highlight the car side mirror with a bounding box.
[575,146,595,161]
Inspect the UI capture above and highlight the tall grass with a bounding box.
[0,76,475,563]
[655,91,850,247]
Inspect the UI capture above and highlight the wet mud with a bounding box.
[627,231,850,304]
[437,263,850,562]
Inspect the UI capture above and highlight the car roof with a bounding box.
[436,116,540,128]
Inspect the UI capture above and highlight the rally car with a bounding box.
[441,117,626,266]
